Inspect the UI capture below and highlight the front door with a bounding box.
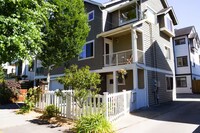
[104,38,113,66]
[136,69,148,109]
[106,74,114,94]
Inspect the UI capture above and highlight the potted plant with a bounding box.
[117,69,127,82]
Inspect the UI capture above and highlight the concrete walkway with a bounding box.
[0,103,68,133]
[114,101,200,133]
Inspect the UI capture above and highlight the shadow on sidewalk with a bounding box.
[0,103,24,109]
[132,101,200,125]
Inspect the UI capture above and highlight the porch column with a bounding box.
[113,71,118,93]
[33,59,37,87]
[131,29,138,63]
[133,65,138,90]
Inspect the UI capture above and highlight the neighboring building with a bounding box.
[173,26,200,94]
[34,0,178,109]
[2,62,16,78]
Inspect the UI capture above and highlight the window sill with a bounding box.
[160,27,175,37]
[78,56,94,61]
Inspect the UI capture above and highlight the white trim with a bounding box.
[105,0,137,13]
[88,10,94,22]
[84,0,103,7]
[78,40,95,61]
[34,74,64,80]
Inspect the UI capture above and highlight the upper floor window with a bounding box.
[165,16,173,32]
[177,56,188,67]
[175,38,186,45]
[79,41,94,60]
[119,3,137,24]
[165,46,171,60]
[88,11,94,22]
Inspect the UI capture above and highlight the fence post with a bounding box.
[66,91,72,118]
[103,92,109,120]
[123,90,127,115]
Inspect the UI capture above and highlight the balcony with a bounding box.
[104,49,144,67]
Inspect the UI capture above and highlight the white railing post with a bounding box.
[116,54,118,66]
[123,90,127,114]
[103,92,109,120]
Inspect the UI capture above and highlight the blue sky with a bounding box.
[94,0,200,34]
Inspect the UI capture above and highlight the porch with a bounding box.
[98,22,145,67]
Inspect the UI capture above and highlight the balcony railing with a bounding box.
[104,49,144,67]
[36,67,45,76]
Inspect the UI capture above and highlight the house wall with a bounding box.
[148,71,173,105]
[118,70,133,92]
[173,36,191,75]
[113,33,132,52]
[50,79,64,91]
[176,75,192,94]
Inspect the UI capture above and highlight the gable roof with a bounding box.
[175,26,194,37]
[157,6,178,25]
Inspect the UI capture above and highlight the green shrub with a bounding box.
[0,86,18,105]
[18,87,42,114]
[74,113,114,133]
[43,104,59,118]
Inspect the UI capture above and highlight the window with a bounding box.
[119,3,137,24]
[175,38,186,45]
[88,11,94,22]
[177,56,188,67]
[176,77,187,87]
[165,17,173,32]
[166,76,173,91]
[79,41,94,59]
[165,46,171,60]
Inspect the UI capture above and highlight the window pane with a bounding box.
[177,58,182,67]
[88,11,94,21]
[79,42,94,59]
[166,17,173,32]
[175,38,185,45]
[120,4,137,24]
[182,57,188,66]
[176,77,187,87]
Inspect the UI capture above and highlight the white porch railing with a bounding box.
[35,90,136,122]
[104,49,144,66]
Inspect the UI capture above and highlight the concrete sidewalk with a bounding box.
[0,103,67,133]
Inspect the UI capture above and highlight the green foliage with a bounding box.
[74,113,114,133]
[0,0,55,63]
[58,65,101,108]
[18,87,42,114]
[38,0,90,68]
[0,66,5,82]
[43,104,59,118]
[0,85,18,104]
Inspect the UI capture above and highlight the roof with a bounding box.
[175,26,194,37]
[157,7,178,25]
[84,0,103,7]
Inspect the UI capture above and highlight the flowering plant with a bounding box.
[117,69,127,79]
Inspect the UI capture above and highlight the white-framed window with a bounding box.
[176,77,187,87]
[166,76,173,91]
[165,46,171,60]
[177,56,188,67]
[88,10,94,22]
[79,40,94,60]
[119,3,138,25]
[165,15,173,33]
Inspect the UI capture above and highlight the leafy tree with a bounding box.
[57,65,101,108]
[0,0,55,64]
[37,0,90,90]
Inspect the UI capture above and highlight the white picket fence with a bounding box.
[35,90,136,122]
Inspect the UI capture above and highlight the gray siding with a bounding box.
[148,71,173,105]
[113,33,132,52]
[118,70,133,92]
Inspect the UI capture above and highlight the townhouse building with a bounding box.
[25,0,178,109]
[173,26,200,94]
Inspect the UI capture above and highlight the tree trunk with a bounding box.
[47,67,51,90]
